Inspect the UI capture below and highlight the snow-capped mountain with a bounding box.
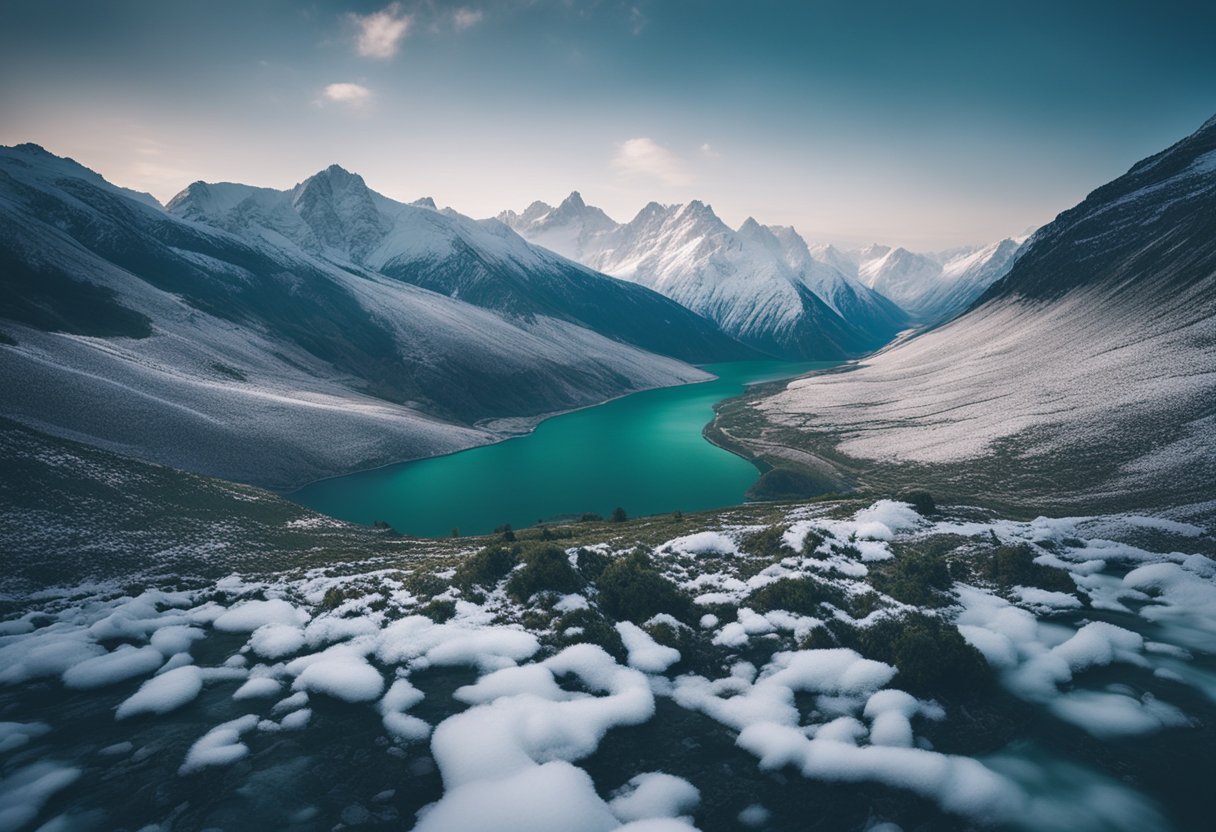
[168,168,747,365]
[0,145,738,488]
[848,238,1026,322]
[500,194,906,360]
[745,112,1216,513]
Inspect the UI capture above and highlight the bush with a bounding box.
[873,551,953,607]
[986,545,1075,593]
[597,550,694,624]
[856,613,992,698]
[747,576,850,616]
[320,585,367,611]
[576,548,611,581]
[420,598,456,623]
[580,513,604,523]
[506,545,584,601]
[897,490,937,515]
[550,608,626,660]
[453,544,519,590]
[611,507,628,523]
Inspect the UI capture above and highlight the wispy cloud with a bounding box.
[699,143,721,159]
[612,137,693,186]
[351,3,412,59]
[319,82,372,108]
[452,8,484,30]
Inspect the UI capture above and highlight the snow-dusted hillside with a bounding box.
[746,114,1216,512]
[0,145,723,488]
[501,194,906,360]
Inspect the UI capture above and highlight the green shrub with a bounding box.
[856,613,992,698]
[506,545,584,601]
[453,544,520,590]
[985,545,1074,593]
[550,608,626,660]
[420,598,456,623]
[897,490,937,515]
[597,550,694,624]
[320,584,367,611]
[611,507,628,523]
[747,575,849,616]
[872,552,953,607]
[576,548,612,581]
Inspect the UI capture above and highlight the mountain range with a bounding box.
[0,145,748,488]
[500,192,1023,357]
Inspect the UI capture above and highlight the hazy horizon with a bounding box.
[3,0,1214,249]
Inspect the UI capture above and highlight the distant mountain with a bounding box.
[738,113,1216,514]
[501,193,906,360]
[0,145,731,489]
[847,238,1026,322]
[168,168,748,366]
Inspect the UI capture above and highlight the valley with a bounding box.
[0,24,1213,829]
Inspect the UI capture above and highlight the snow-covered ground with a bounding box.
[2,498,1212,831]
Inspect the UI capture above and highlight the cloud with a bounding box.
[319,82,372,107]
[452,8,484,30]
[612,138,693,186]
[351,3,412,59]
[700,143,721,159]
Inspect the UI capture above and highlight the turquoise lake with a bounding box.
[289,360,835,537]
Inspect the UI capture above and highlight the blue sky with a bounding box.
[2,0,1213,248]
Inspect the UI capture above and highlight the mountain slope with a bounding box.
[501,193,906,360]
[169,170,750,365]
[722,114,1216,515]
[0,144,716,489]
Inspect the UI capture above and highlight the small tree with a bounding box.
[450,527,460,538]
[611,506,628,523]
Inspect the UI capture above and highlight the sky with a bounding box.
[2,0,1214,249]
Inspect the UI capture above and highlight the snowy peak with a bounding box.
[559,190,586,210]
[856,239,1023,322]
[503,191,908,359]
[411,196,437,210]
[290,165,388,260]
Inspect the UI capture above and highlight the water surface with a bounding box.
[290,360,834,537]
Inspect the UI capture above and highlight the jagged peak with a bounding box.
[411,196,437,210]
[559,190,586,209]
